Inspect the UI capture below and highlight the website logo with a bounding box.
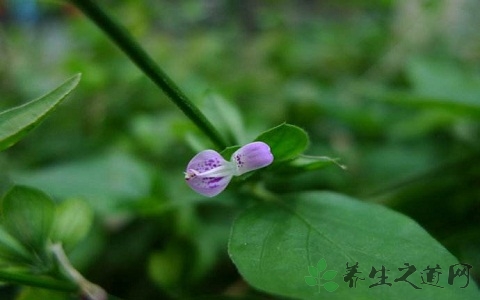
[304,258,339,292]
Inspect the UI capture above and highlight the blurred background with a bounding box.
[0,0,479,299]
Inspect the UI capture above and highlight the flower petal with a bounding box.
[231,141,274,175]
[186,174,233,197]
[186,150,229,173]
[185,150,234,197]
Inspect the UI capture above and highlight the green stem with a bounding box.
[68,0,227,149]
[51,243,107,300]
[0,269,122,299]
[0,270,77,292]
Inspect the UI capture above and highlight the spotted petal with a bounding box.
[231,141,274,175]
[185,150,234,197]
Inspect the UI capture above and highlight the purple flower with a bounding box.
[185,142,274,197]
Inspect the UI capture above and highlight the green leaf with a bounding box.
[255,123,309,162]
[381,92,480,118]
[316,258,327,273]
[281,155,345,173]
[321,270,338,281]
[0,186,55,257]
[0,74,81,151]
[0,225,31,265]
[307,266,318,277]
[323,281,339,292]
[229,192,480,300]
[11,151,151,215]
[51,198,94,251]
[304,276,317,286]
[408,57,480,108]
[368,58,480,118]
[202,92,246,145]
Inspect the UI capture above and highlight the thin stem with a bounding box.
[51,243,107,300]
[68,0,227,149]
[0,270,77,292]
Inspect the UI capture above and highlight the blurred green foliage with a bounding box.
[0,0,479,299]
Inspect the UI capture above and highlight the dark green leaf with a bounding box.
[229,192,479,300]
[0,225,31,265]
[0,74,81,151]
[255,123,309,162]
[0,186,55,256]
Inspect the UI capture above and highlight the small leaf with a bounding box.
[0,186,55,256]
[323,281,339,292]
[51,198,94,251]
[307,266,318,277]
[304,276,317,286]
[255,123,309,162]
[11,151,151,215]
[321,270,338,281]
[316,258,327,273]
[0,74,81,151]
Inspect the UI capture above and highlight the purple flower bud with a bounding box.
[185,142,274,197]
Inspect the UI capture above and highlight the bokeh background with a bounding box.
[1,0,479,299]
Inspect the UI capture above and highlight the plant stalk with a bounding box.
[68,0,227,149]
[51,243,107,300]
[0,269,77,292]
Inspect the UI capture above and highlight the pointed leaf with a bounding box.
[0,186,55,255]
[255,123,309,162]
[229,192,480,300]
[0,74,81,151]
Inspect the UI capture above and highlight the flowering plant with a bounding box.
[0,1,478,300]
[185,141,274,197]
